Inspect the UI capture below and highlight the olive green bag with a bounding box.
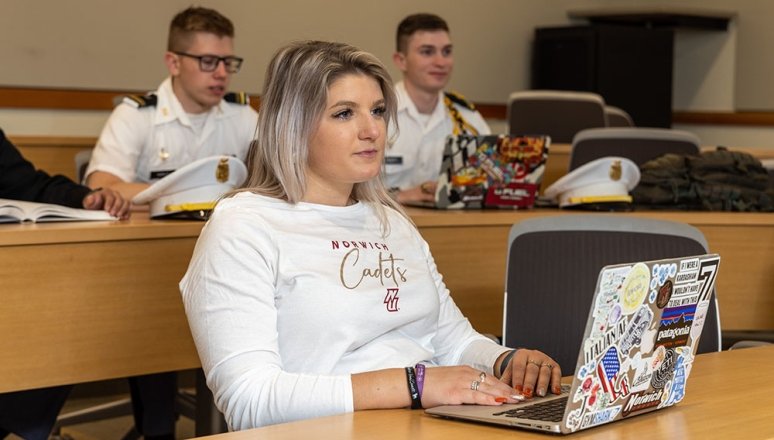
[632,147,773,212]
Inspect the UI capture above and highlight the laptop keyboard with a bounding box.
[492,385,571,422]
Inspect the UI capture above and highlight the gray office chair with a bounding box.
[604,105,635,127]
[74,149,93,184]
[569,127,701,171]
[507,90,607,143]
[501,215,721,375]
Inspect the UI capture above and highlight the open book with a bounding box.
[0,198,117,223]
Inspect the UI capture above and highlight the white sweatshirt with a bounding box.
[180,192,509,429]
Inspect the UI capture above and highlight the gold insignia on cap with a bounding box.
[216,158,230,183]
[609,160,622,181]
[159,148,170,161]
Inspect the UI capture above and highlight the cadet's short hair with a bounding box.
[168,6,235,52]
[396,13,449,53]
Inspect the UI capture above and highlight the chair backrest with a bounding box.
[74,149,93,184]
[569,127,701,171]
[507,90,607,143]
[502,215,721,375]
[604,105,635,127]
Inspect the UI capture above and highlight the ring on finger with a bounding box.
[479,372,486,382]
[470,380,480,391]
[541,363,554,370]
[527,359,542,367]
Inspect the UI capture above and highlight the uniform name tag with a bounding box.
[150,170,175,179]
[385,156,403,165]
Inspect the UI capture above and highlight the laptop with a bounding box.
[427,253,721,434]
[410,134,550,209]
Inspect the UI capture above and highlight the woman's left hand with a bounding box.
[500,349,562,398]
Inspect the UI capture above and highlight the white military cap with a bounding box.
[544,157,640,208]
[133,155,247,219]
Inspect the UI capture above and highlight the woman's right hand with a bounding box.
[421,365,523,407]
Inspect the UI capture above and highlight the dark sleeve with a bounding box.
[0,129,90,208]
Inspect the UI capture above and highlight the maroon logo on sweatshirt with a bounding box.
[384,288,400,312]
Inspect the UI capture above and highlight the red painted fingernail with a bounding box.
[495,397,507,403]
[553,386,562,395]
[514,384,523,393]
[523,387,533,398]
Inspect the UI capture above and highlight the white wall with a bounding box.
[673,25,736,112]
[0,0,571,100]
[0,109,110,136]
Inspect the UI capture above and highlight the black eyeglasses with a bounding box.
[173,52,244,73]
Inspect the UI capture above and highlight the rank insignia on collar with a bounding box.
[123,93,158,108]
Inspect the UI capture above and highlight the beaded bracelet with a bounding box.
[405,366,422,409]
[414,363,426,400]
[499,349,518,377]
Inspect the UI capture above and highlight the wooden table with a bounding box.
[1,209,771,393]
[0,216,203,393]
[195,345,774,439]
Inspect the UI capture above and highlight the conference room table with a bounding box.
[1,208,772,395]
[196,345,774,439]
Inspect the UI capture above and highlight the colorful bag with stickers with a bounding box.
[632,147,773,212]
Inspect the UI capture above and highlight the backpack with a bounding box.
[632,147,774,212]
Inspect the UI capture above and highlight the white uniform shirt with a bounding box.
[384,81,491,189]
[86,77,258,183]
[180,192,509,429]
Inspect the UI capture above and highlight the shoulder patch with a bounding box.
[122,93,157,109]
[444,91,476,111]
[224,92,250,105]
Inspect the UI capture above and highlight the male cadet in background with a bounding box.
[85,6,257,203]
[84,6,257,439]
[386,13,491,204]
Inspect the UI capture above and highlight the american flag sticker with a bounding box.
[597,347,629,401]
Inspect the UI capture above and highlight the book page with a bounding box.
[0,202,27,223]
[0,199,116,223]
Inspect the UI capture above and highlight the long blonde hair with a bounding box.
[235,40,408,234]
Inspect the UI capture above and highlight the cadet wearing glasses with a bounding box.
[82,7,256,439]
[85,6,258,202]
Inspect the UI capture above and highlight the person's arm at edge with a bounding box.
[1,129,129,218]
